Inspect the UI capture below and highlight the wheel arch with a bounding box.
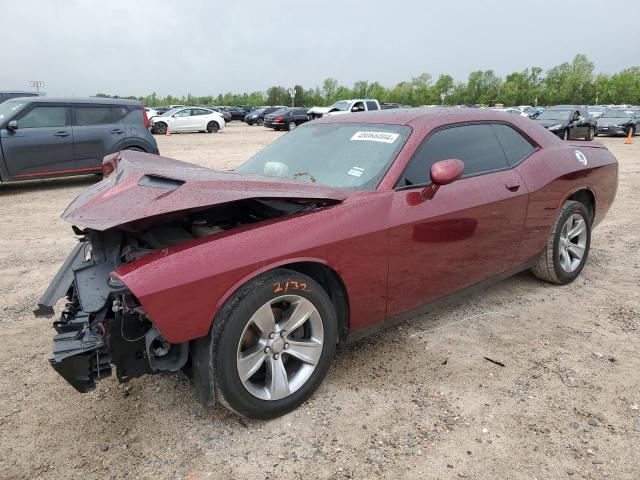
[214,258,350,344]
[567,187,596,222]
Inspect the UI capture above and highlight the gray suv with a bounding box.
[0,97,159,182]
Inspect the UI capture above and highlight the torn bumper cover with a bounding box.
[35,237,122,392]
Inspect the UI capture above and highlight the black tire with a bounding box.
[154,122,167,135]
[209,268,337,419]
[123,146,145,152]
[207,121,220,133]
[257,118,264,126]
[531,200,591,284]
[561,128,570,140]
[287,121,297,131]
[586,126,595,141]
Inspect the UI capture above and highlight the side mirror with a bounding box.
[420,159,464,200]
[6,120,18,131]
[577,116,585,123]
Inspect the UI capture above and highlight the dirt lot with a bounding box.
[0,123,638,480]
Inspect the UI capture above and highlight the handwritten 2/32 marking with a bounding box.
[274,280,311,294]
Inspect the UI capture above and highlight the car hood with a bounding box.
[536,119,567,128]
[598,117,630,125]
[62,151,348,231]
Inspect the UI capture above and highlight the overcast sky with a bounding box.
[3,0,639,97]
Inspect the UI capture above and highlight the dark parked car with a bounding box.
[535,105,597,140]
[227,107,250,121]
[38,108,617,419]
[244,107,283,125]
[263,107,310,130]
[0,97,158,182]
[596,108,639,136]
[0,90,40,104]
[216,108,233,123]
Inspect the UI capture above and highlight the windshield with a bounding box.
[0,100,26,122]
[161,108,182,117]
[329,101,351,111]
[237,123,411,191]
[602,109,634,118]
[538,110,571,121]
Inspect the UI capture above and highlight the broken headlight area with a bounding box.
[51,289,188,392]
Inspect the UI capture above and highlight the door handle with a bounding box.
[505,180,520,192]
[111,128,124,134]
[53,131,70,137]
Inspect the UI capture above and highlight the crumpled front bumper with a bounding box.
[35,236,122,392]
[50,322,111,393]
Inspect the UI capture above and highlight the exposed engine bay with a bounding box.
[36,197,329,393]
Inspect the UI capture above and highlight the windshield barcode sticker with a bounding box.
[347,167,365,177]
[350,131,399,143]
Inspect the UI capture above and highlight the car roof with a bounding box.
[6,97,141,105]
[313,106,526,126]
[312,107,558,148]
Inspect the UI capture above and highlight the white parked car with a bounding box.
[308,99,381,118]
[491,107,529,117]
[150,107,226,134]
[145,107,159,120]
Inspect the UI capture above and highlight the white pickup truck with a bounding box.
[308,99,381,119]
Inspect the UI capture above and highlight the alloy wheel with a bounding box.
[236,295,324,401]
[558,214,587,272]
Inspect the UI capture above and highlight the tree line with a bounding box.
[96,54,640,108]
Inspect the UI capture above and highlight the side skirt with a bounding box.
[346,259,536,344]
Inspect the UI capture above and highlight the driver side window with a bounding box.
[397,123,509,188]
[352,101,365,112]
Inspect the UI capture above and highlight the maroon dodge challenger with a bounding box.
[36,108,618,419]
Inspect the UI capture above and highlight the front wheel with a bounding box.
[207,121,220,133]
[210,269,337,419]
[531,200,591,284]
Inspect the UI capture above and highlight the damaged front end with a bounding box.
[36,151,346,395]
[36,230,189,392]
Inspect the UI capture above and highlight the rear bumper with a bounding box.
[264,121,286,129]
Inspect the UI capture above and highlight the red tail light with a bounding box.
[274,116,284,122]
[141,102,151,129]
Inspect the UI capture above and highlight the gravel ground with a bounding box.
[0,123,638,480]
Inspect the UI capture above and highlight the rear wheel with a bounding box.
[257,118,264,126]
[153,122,167,135]
[288,121,297,131]
[531,200,591,284]
[207,121,220,133]
[586,126,595,141]
[209,269,337,419]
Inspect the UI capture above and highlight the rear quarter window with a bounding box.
[366,101,379,111]
[75,106,127,126]
[490,124,536,165]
